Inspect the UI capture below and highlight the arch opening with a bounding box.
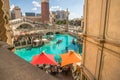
[16,24,33,30]
[55,32,60,34]
[46,32,54,35]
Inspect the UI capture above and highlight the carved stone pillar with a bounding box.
[0,0,7,42]
[0,0,12,45]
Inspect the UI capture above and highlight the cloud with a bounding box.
[10,4,15,11]
[69,12,81,19]
[32,1,41,7]
[22,13,25,16]
[31,1,40,11]
[50,6,62,11]
[32,7,37,11]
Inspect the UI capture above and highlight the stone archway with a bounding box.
[46,32,54,35]
[55,32,60,34]
[16,23,34,30]
[13,21,35,30]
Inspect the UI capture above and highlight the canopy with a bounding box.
[33,39,40,42]
[60,50,81,67]
[42,38,49,42]
[31,52,57,65]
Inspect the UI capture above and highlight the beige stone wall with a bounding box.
[82,0,120,80]
[100,0,120,80]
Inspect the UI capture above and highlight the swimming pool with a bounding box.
[15,34,82,62]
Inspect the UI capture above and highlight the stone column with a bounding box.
[0,0,12,45]
[51,13,56,29]
[65,8,69,32]
[0,0,8,42]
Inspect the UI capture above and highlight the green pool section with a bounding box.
[15,34,82,62]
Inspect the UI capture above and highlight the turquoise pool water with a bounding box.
[15,34,82,62]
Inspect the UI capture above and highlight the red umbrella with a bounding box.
[31,52,57,65]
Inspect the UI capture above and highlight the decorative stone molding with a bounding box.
[0,0,7,42]
[105,0,120,42]
[99,50,120,80]
[0,0,12,44]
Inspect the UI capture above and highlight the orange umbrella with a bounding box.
[60,50,81,67]
[31,52,57,65]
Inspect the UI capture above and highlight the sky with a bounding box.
[10,0,84,19]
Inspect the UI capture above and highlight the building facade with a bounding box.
[25,12,35,17]
[11,6,22,19]
[36,13,41,16]
[56,10,67,21]
[50,10,67,22]
[41,0,49,23]
[81,0,120,80]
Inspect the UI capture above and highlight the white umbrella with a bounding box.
[34,39,40,42]
[42,38,49,42]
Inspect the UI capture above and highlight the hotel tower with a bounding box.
[41,0,49,23]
